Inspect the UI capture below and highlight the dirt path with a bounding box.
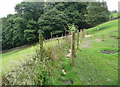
[80,35,93,48]
[80,35,104,48]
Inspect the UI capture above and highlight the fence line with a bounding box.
[81,48,118,67]
[82,29,118,66]
[2,28,118,85]
[71,32,75,66]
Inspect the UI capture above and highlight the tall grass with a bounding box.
[2,36,71,85]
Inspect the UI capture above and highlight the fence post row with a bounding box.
[51,32,53,39]
[83,29,86,38]
[80,29,83,42]
[39,34,43,61]
[77,30,80,49]
[57,39,59,45]
[71,32,75,66]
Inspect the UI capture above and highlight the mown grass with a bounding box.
[48,19,119,85]
[71,19,119,85]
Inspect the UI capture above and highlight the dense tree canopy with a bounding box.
[85,2,109,26]
[2,2,110,50]
[15,2,45,21]
[38,8,68,38]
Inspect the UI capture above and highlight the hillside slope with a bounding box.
[1,19,119,85]
[72,19,119,85]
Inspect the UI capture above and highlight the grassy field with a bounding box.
[0,45,36,75]
[1,19,119,85]
[0,38,62,76]
[48,19,119,85]
[73,19,119,85]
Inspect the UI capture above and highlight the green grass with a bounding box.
[71,19,119,85]
[1,18,119,85]
[0,46,36,75]
[49,19,119,85]
[110,12,120,18]
[0,38,63,76]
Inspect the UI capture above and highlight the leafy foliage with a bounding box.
[38,8,68,38]
[2,2,110,50]
[85,2,110,27]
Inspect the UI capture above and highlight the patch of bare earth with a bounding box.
[95,38,104,42]
[85,35,92,38]
[80,41,91,48]
[63,80,73,84]
[80,40,93,48]
[102,51,119,54]
[80,35,92,48]
[110,36,120,40]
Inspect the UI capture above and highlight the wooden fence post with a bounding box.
[71,32,75,66]
[58,39,59,45]
[51,32,53,39]
[83,29,86,38]
[57,39,59,46]
[84,29,86,36]
[80,29,83,42]
[39,34,43,61]
[77,30,79,49]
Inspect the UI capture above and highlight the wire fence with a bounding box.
[81,48,118,67]
[73,30,118,85]
[2,29,118,85]
[2,34,71,85]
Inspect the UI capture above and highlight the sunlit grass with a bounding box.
[72,19,119,85]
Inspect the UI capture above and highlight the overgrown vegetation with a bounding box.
[2,35,72,85]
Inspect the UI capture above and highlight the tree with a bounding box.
[2,2,110,50]
[24,20,38,44]
[85,2,110,27]
[54,2,89,29]
[38,8,68,38]
[13,17,26,44]
[15,2,45,21]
